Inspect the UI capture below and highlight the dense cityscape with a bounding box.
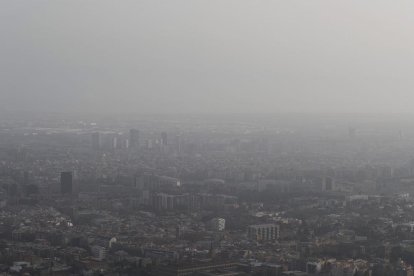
[1,113,414,275]
[3,0,414,274]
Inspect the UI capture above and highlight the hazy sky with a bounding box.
[1,1,414,114]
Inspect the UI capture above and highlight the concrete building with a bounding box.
[91,132,101,149]
[60,171,72,195]
[247,223,279,241]
[129,129,139,148]
[91,245,107,261]
[208,218,226,231]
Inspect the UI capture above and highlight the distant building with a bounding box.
[91,245,107,261]
[129,129,139,148]
[23,171,29,185]
[322,177,335,192]
[91,132,101,149]
[112,136,118,149]
[139,174,181,191]
[247,224,279,241]
[152,193,176,210]
[161,132,168,146]
[60,172,73,195]
[175,226,183,239]
[208,218,226,231]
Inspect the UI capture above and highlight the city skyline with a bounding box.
[2,1,414,275]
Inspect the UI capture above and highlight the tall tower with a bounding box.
[161,132,168,146]
[112,136,118,149]
[91,132,101,149]
[60,172,73,195]
[129,129,139,148]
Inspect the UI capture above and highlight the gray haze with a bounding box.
[1,0,414,114]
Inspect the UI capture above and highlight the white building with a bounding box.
[209,218,226,231]
[247,223,279,241]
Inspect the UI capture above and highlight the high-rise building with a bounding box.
[60,171,73,195]
[176,225,183,239]
[91,132,101,149]
[112,136,118,149]
[322,177,335,192]
[23,171,29,185]
[130,129,139,148]
[161,132,168,146]
[147,139,153,149]
[247,224,279,241]
[208,218,226,231]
